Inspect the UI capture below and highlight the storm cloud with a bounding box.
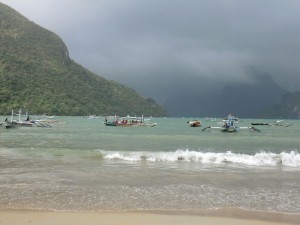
[2,0,300,115]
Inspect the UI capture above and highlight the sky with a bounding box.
[1,0,300,108]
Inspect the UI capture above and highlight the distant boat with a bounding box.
[2,109,54,128]
[187,120,201,127]
[83,115,99,119]
[204,117,217,121]
[251,122,269,126]
[4,119,16,129]
[15,109,34,127]
[202,114,260,132]
[103,115,157,127]
[3,110,17,128]
[271,120,292,127]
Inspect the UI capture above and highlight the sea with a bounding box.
[0,116,300,215]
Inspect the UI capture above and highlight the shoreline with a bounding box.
[0,208,299,225]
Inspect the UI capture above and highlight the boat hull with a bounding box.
[104,122,117,126]
[187,120,201,127]
[222,127,238,132]
[251,123,269,126]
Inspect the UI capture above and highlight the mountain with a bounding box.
[258,91,300,119]
[213,73,286,118]
[0,3,168,116]
[163,73,286,118]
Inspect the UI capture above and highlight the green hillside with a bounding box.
[0,3,168,116]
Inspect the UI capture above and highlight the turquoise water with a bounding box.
[0,116,299,213]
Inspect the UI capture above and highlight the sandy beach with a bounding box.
[0,209,299,225]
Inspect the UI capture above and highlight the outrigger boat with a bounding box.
[2,109,54,128]
[103,115,157,127]
[202,114,260,132]
[15,109,35,127]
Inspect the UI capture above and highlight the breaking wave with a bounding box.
[98,150,300,167]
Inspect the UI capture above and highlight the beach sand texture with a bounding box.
[0,210,299,225]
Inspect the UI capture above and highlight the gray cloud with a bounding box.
[2,0,300,106]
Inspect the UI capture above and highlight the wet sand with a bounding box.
[0,209,299,225]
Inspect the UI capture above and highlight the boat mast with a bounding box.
[19,108,22,123]
[10,110,13,122]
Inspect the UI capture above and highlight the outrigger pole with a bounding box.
[202,126,260,132]
[242,126,261,132]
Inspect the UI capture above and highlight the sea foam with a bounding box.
[101,150,300,167]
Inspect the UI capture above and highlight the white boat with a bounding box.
[202,114,260,132]
[15,109,34,127]
[271,120,292,127]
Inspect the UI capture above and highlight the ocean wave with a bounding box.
[98,150,300,167]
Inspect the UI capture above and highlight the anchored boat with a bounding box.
[202,114,260,132]
[103,115,157,127]
[187,120,201,127]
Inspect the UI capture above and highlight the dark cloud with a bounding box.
[2,0,300,113]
